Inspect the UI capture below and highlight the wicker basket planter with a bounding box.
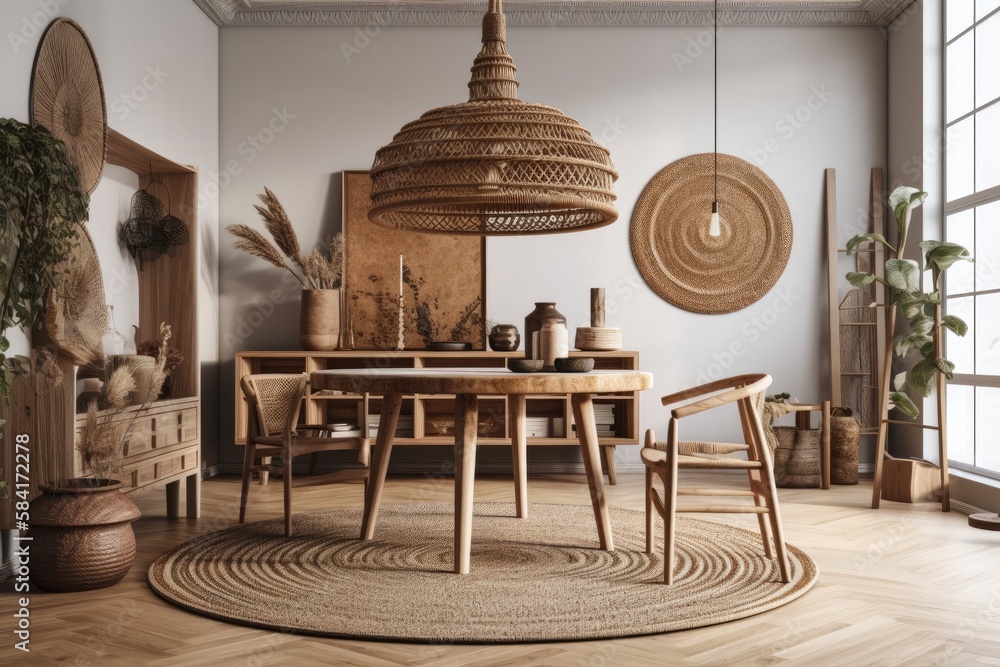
[772,426,821,488]
[299,288,340,351]
[27,479,141,592]
[830,410,861,485]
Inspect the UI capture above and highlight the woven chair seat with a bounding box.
[641,447,762,470]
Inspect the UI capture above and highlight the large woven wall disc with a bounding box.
[630,153,793,314]
[30,18,107,194]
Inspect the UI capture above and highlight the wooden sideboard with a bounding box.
[234,350,640,483]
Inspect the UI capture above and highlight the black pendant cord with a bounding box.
[714,0,718,205]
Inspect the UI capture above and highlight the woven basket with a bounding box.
[830,411,861,485]
[27,479,141,592]
[772,427,821,488]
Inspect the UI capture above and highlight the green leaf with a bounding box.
[920,240,973,272]
[908,358,939,397]
[846,233,896,256]
[894,332,933,357]
[889,186,928,236]
[941,315,969,337]
[893,371,908,392]
[847,272,877,288]
[935,356,956,379]
[909,314,934,336]
[889,391,920,419]
[920,340,937,357]
[885,259,921,293]
[898,294,926,320]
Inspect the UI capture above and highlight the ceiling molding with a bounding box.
[192,0,914,27]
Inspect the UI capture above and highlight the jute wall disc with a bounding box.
[30,18,107,194]
[630,153,793,314]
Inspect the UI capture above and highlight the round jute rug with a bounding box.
[148,503,817,643]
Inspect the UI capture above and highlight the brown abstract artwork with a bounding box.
[342,171,486,350]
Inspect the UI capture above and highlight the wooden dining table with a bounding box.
[310,367,653,574]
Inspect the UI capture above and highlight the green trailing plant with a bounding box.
[0,118,89,421]
[846,186,972,419]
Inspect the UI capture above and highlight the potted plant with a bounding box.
[0,118,89,416]
[27,325,173,592]
[226,188,344,350]
[845,186,972,418]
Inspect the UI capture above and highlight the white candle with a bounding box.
[399,254,403,297]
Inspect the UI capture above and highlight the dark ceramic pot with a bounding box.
[488,324,520,352]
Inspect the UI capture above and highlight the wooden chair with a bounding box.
[641,373,791,585]
[239,373,369,536]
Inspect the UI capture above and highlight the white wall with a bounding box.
[218,23,886,472]
[1,0,220,466]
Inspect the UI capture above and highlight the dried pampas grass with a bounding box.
[227,188,343,290]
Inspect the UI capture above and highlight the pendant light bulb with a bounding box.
[709,201,721,237]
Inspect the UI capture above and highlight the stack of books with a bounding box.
[368,414,414,439]
[572,404,616,438]
[525,416,550,438]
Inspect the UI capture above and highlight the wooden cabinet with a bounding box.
[1,129,202,526]
[235,350,640,483]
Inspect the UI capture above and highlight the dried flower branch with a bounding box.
[227,188,343,290]
[76,322,174,483]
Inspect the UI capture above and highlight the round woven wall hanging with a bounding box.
[630,153,793,314]
[41,224,108,367]
[30,18,107,194]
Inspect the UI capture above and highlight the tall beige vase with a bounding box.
[299,289,340,351]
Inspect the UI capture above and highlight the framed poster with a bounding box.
[342,171,486,350]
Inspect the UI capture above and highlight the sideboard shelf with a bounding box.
[234,350,640,483]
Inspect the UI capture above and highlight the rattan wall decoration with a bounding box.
[368,0,618,235]
[30,18,107,195]
[630,153,793,314]
[40,224,109,367]
[121,180,190,268]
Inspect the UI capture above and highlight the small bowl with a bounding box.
[508,358,544,373]
[554,357,595,373]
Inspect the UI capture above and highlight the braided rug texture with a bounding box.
[148,503,817,643]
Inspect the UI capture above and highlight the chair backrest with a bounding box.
[240,374,307,439]
[735,374,773,465]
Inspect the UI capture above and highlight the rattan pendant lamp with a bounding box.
[368,0,619,235]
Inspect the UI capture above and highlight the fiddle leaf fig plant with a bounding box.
[846,186,972,419]
[0,117,89,410]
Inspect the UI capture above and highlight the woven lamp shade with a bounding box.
[369,0,618,235]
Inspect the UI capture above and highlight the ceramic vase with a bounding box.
[488,324,520,352]
[539,322,569,371]
[299,289,340,351]
[524,302,566,360]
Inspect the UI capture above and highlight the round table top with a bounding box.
[310,367,653,396]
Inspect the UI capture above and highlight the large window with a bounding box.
[944,0,1000,476]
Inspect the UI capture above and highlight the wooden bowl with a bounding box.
[554,357,595,373]
[508,359,544,373]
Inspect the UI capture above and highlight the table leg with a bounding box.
[360,392,402,540]
[571,393,614,551]
[166,480,180,518]
[455,393,479,575]
[602,445,618,485]
[186,470,201,519]
[509,394,528,518]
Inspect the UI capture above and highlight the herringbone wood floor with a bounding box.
[4,471,999,666]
